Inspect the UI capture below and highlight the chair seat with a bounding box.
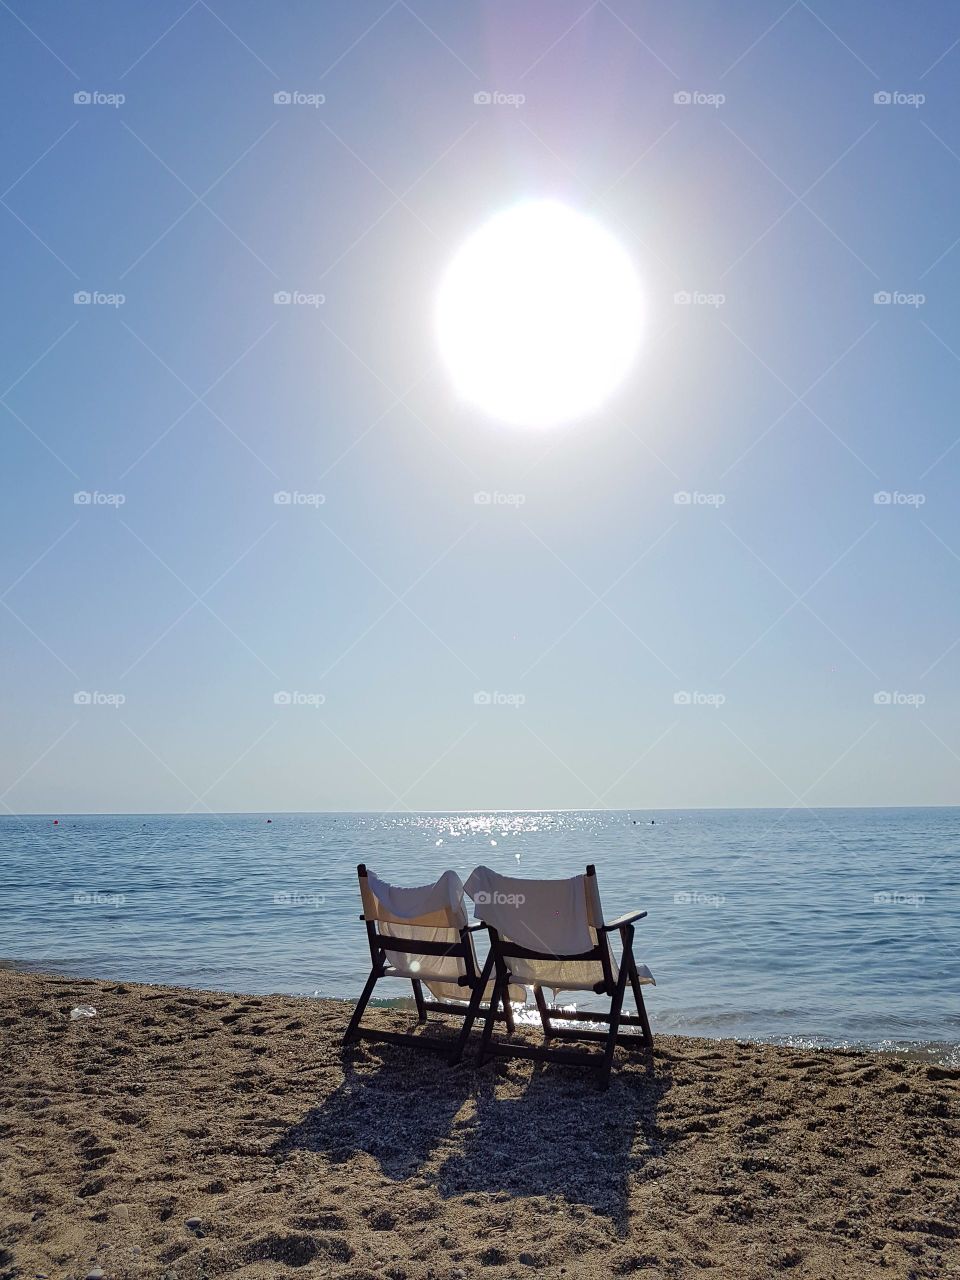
[507,955,656,993]
[383,963,525,1004]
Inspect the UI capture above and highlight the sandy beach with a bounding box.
[1,967,958,1280]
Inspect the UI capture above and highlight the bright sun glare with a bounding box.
[436,200,644,429]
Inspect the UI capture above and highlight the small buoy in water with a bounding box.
[53,819,59,825]
[266,819,272,823]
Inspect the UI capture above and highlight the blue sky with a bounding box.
[3,0,960,813]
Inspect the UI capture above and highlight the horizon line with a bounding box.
[3,804,959,818]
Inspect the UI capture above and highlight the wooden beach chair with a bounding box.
[464,863,655,1089]
[344,863,525,1064]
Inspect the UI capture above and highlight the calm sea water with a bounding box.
[2,809,958,1061]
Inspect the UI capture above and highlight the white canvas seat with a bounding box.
[464,863,655,1089]
[344,864,522,1064]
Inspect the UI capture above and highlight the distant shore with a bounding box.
[2,967,958,1279]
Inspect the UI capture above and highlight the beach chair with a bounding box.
[344,864,525,1064]
[464,863,655,1089]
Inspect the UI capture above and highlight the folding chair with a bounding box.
[465,863,655,1089]
[344,863,525,1064]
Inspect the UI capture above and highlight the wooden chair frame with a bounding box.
[475,864,653,1089]
[343,863,516,1064]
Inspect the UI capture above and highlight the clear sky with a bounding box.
[3,0,960,814]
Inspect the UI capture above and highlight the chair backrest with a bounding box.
[464,863,607,955]
[464,864,614,994]
[356,865,476,993]
[359,866,468,931]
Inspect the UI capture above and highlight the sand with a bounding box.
[1,968,958,1280]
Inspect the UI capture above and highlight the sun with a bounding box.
[436,200,644,429]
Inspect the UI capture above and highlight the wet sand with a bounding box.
[1,967,958,1279]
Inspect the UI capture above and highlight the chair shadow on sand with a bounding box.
[277,1026,672,1229]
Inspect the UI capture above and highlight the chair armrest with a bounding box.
[599,910,647,933]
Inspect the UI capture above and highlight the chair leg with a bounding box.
[477,971,505,1067]
[628,959,653,1046]
[343,966,382,1043]
[503,986,516,1035]
[449,953,494,1065]
[411,978,427,1024]
[533,984,553,1039]
[598,961,629,1090]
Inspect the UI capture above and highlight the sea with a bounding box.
[2,808,958,1063]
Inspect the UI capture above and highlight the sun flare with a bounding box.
[436,200,644,428]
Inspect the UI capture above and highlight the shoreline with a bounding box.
[4,957,957,1067]
[3,967,958,1279]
